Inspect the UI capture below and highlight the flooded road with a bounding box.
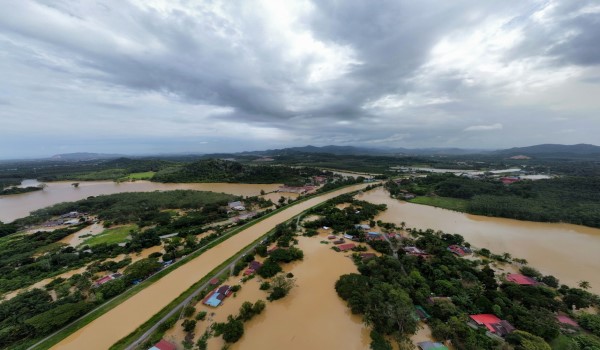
[359,188,600,294]
[0,181,282,222]
[52,183,369,350]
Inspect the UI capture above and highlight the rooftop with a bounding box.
[506,273,538,286]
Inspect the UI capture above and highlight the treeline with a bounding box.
[336,228,600,349]
[0,158,174,184]
[0,186,42,196]
[16,190,235,226]
[152,159,323,185]
[388,174,600,228]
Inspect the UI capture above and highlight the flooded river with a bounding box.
[359,188,600,294]
[0,180,283,222]
[52,183,370,350]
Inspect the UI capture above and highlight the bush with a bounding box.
[183,306,196,318]
[182,319,197,333]
[259,282,271,290]
[195,311,207,321]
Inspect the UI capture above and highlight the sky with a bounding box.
[1,0,600,158]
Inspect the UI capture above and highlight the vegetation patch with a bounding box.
[83,225,137,246]
[409,196,469,212]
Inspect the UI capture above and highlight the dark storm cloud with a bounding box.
[0,0,599,158]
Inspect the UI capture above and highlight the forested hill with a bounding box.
[152,159,322,185]
[495,143,600,159]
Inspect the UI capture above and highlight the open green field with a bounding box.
[123,171,156,180]
[409,196,469,212]
[83,225,137,246]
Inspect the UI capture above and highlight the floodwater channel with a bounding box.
[0,180,283,222]
[359,187,600,294]
[51,183,369,350]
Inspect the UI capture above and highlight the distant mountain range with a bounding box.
[50,152,126,161]
[245,145,492,156]
[49,143,600,161]
[494,143,600,157]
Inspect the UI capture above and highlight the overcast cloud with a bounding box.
[1,0,599,158]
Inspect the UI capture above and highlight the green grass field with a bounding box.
[409,196,469,212]
[83,225,137,246]
[125,171,156,180]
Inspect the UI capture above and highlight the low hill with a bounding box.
[495,144,600,158]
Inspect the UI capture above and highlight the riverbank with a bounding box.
[45,183,369,350]
[360,187,600,294]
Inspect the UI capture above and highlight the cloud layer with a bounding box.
[1,0,599,157]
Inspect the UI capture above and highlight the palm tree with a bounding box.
[578,281,591,290]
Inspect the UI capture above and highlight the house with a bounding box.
[506,273,538,286]
[337,243,356,251]
[245,261,263,275]
[360,253,376,261]
[149,339,177,350]
[415,305,431,321]
[367,232,384,241]
[328,235,337,240]
[427,296,452,305]
[403,194,416,200]
[355,224,371,230]
[228,201,246,211]
[209,278,220,286]
[333,238,346,245]
[249,261,262,271]
[343,233,355,240]
[203,285,232,307]
[447,245,470,257]
[403,246,428,257]
[95,275,114,287]
[417,341,449,350]
[556,315,579,329]
[386,232,403,240]
[500,177,520,185]
[469,314,515,337]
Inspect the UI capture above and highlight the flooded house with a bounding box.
[468,314,515,337]
[505,273,539,286]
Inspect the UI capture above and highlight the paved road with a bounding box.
[124,239,265,350]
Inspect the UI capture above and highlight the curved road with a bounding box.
[51,183,370,350]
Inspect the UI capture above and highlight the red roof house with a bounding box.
[209,278,219,285]
[447,245,467,256]
[501,177,520,185]
[469,314,515,336]
[338,243,356,251]
[506,274,538,286]
[150,339,177,350]
[556,315,579,328]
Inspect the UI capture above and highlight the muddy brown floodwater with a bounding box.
[0,181,283,222]
[225,232,372,350]
[359,188,600,294]
[52,183,370,350]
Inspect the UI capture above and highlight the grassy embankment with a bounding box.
[28,183,367,350]
[83,225,138,246]
[408,196,469,212]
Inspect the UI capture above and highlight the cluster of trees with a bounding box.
[0,186,42,196]
[303,194,387,233]
[387,174,600,228]
[17,190,235,226]
[335,227,600,349]
[0,221,17,238]
[152,159,323,184]
[211,300,266,344]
